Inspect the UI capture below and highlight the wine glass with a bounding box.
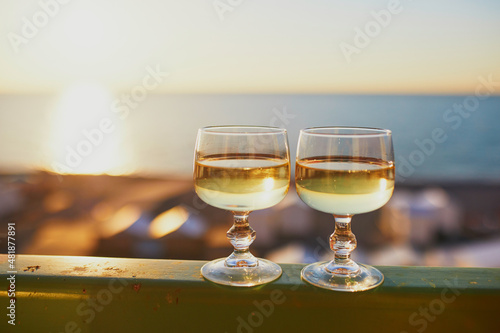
[296,127,395,292]
[194,126,290,287]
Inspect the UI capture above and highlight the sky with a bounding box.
[0,0,499,95]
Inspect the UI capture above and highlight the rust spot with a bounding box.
[73,266,89,272]
[133,283,142,292]
[23,265,41,272]
[166,288,181,305]
[60,266,88,275]
[60,265,101,275]
[103,267,126,274]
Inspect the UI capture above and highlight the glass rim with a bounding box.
[300,126,392,137]
[199,125,287,135]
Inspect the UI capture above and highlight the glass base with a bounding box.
[201,258,282,287]
[301,261,384,292]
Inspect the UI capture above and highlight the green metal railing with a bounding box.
[1,255,499,332]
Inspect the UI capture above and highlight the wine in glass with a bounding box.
[296,127,395,292]
[194,126,290,287]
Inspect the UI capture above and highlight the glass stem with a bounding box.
[325,215,360,275]
[225,212,258,267]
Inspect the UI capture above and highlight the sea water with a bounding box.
[0,94,499,182]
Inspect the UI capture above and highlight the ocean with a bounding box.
[0,94,499,183]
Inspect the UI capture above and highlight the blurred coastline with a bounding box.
[1,170,499,268]
[1,93,499,267]
[1,94,500,181]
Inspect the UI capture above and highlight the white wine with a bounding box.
[295,157,395,215]
[195,155,290,212]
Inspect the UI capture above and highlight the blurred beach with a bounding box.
[1,94,499,267]
[1,172,500,268]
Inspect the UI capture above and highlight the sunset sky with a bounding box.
[1,0,499,94]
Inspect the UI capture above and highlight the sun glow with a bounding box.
[379,178,388,192]
[263,177,275,191]
[149,206,189,239]
[99,205,142,238]
[47,82,131,175]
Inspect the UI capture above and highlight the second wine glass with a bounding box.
[194,126,290,287]
[296,127,395,292]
